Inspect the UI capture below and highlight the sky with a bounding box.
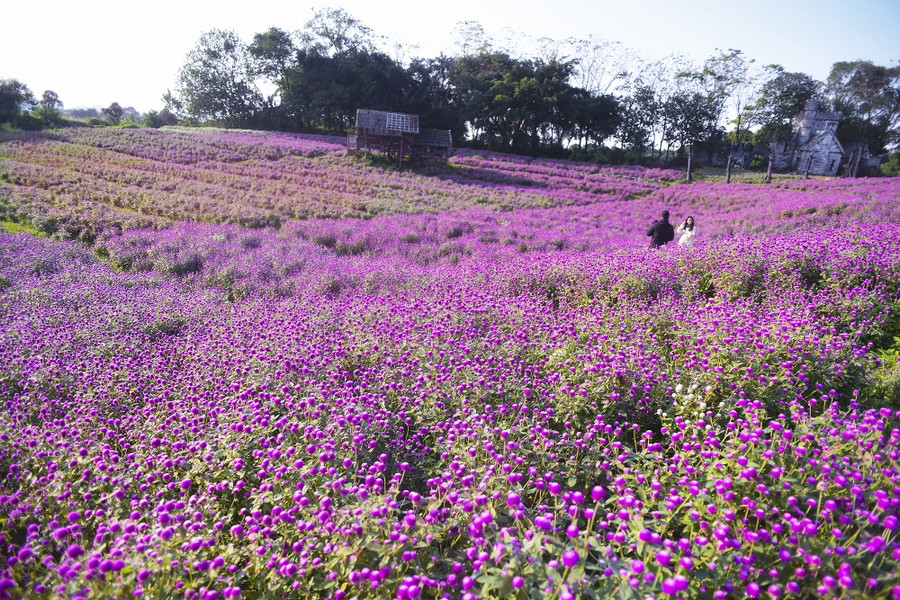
[2,0,898,114]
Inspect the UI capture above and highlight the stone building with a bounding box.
[772,100,845,176]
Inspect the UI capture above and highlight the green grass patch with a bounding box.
[1,219,42,236]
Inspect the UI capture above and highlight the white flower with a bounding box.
[675,384,683,394]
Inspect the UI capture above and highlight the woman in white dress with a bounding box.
[677,216,697,247]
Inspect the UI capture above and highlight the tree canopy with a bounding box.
[825,60,900,154]
[170,29,264,127]
[0,79,36,124]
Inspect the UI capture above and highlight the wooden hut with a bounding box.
[348,109,452,165]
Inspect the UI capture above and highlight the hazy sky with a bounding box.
[2,0,898,113]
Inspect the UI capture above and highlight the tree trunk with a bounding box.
[804,155,813,179]
[850,146,862,178]
[686,146,693,182]
[765,151,773,184]
[725,153,733,184]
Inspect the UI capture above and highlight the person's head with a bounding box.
[685,216,694,229]
[661,210,670,220]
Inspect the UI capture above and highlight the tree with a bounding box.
[623,54,694,161]
[40,90,61,112]
[616,85,658,157]
[174,29,264,126]
[142,109,178,128]
[0,78,36,124]
[102,102,125,125]
[746,65,820,182]
[405,56,469,144]
[570,35,636,95]
[33,90,62,126]
[486,57,580,153]
[162,91,187,122]
[825,60,900,155]
[249,27,298,128]
[568,89,620,149]
[249,27,297,80]
[298,7,377,57]
[747,65,820,138]
[65,107,100,119]
[282,46,417,133]
[665,91,719,181]
[444,51,515,145]
[681,50,755,175]
[721,55,761,175]
[880,151,900,176]
[449,21,493,57]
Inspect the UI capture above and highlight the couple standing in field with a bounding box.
[647,210,697,249]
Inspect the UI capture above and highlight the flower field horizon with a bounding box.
[2,127,900,599]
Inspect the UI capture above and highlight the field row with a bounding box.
[3,129,898,248]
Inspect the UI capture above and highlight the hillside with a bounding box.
[1,128,900,599]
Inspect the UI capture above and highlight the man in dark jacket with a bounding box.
[647,210,675,249]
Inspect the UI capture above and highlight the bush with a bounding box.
[880,152,900,176]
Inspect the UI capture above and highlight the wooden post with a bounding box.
[765,151,773,184]
[725,153,733,184]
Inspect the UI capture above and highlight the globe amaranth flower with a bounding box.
[562,549,580,568]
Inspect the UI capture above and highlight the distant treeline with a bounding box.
[158,9,898,165]
[2,7,898,170]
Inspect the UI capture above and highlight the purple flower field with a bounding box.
[1,128,900,599]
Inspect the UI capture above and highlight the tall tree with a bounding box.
[680,50,752,143]
[625,54,694,160]
[102,102,124,125]
[34,90,62,126]
[825,60,900,155]
[747,65,820,137]
[40,90,61,112]
[616,84,658,157]
[566,88,620,149]
[249,27,297,80]
[405,55,469,143]
[175,29,264,126]
[746,65,820,181]
[671,49,755,179]
[283,47,416,133]
[0,79,36,124]
[248,27,298,129]
[570,35,637,95]
[487,57,578,153]
[449,21,493,57]
[446,50,516,145]
[665,91,719,181]
[298,7,377,57]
